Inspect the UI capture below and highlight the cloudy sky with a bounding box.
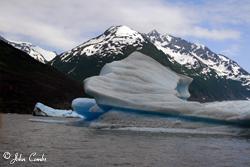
[0,0,250,71]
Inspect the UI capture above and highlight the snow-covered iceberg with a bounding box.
[85,51,193,108]
[34,102,83,118]
[85,52,250,124]
[34,98,106,120]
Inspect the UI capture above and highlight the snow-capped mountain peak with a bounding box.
[59,25,145,62]
[146,31,250,88]
[0,36,56,63]
[109,25,143,37]
[147,29,161,38]
[147,30,173,44]
[8,40,57,63]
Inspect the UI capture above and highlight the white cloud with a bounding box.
[0,16,77,49]
[185,27,240,40]
[0,0,248,50]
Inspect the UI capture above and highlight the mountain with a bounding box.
[1,36,56,63]
[51,25,146,80]
[147,30,250,89]
[51,25,250,102]
[0,39,84,114]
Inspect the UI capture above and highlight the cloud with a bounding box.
[0,0,248,50]
[0,16,77,49]
[186,27,240,40]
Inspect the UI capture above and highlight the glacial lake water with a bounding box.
[0,113,250,167]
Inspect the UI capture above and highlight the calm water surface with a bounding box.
[0,113,250,167]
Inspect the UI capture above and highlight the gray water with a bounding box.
[0,113,250,167]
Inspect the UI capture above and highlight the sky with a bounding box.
[0,0,250,71]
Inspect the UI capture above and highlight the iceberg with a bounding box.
[34,102,83,118]
[85,52,193,108]
[85,52,250,125]
[34,98,106,120]
[72,98,96,113]
[72,98,106,120]
[33,51,250,126]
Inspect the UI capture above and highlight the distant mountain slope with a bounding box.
[147,30,250,89]
[51,25,250,102]
[0,40,83,114]
[0,35,56,63]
